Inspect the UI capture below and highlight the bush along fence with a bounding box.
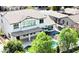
[56,45,79,53]
[55,27,79,53]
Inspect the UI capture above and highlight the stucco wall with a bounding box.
[0,15,1,24]
[0,16,55,38]
[12,18,54,32]
[49,15,75,27]
[0,16,13,37]
[60,17,75,27]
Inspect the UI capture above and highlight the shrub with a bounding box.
[28,32,53,53]
[59,28,78,52]
[3,39,25,53]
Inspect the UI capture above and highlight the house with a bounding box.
[55,14,79,29]
[72,6,79,9]
[0,9,56,41]
[63,8,79,15]
[42,10,79,30]
[40,10,68,30]
[43,10,79,30]
[68,14,79,29]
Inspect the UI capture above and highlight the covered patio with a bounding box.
[11,27,43,41]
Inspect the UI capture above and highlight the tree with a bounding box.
[64,6,73,8]
[59,28,78,52]
[50,6,61,11]
[28,32,53,53]
[3,39,25,53]
[76,30,79,38]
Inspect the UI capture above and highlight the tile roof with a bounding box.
[68,14,79,24]
[44,16,55,25]
[64,8,79,15]
[0,9,46,24]
[40,10,68,18]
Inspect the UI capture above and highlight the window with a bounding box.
[30,33,32,35]
[26,34,28,36]
[1,15,3,17]
[39,19,44,24]
[48,25,53,30]
[62,20,65,24]
[66,21,68,25]
[13,23,19,29]
[58,26,63,30]
[1,19,3,23]
[34,32,36,34]
[33,32,36,34]
[21,19,36,28]
[8,33,11,38]
[23,34,28,37]
[16,36,20,40]
[58,19,61,24]
[54,18,58,23]
[30,32,36,35]
[40,31,42,32]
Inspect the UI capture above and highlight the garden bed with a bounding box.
[61,46,79,53]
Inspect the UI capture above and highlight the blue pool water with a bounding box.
[51,31,59,36]
[52,40,58,48]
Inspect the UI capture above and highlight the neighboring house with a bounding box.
[57,14,79,29]
[0,6,27,11]
[40,10,79,30]
[0,9,56,41]
[44,10,79,30]
[40,10,68,30]
[68,14,79,29]
[45,10,79,30]
[63,8,79,15]
[72,6,79,9]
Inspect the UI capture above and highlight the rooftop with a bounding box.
[68,14,79,24]
[64,8,79,15]
[40,10,68,18]
[0,9,46,24]
[44,16,55,25]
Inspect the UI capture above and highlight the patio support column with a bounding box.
[29,34,31,41]
[57,19,58,24]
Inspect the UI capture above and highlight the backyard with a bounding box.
[0,27,79,53]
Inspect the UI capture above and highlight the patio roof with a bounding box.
[11,27,43,37]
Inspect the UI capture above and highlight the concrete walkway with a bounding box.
[0,44,3,53]
[0,36,9,53]
[21,39,31,48]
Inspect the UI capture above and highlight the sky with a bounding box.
[0,0,79,6]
